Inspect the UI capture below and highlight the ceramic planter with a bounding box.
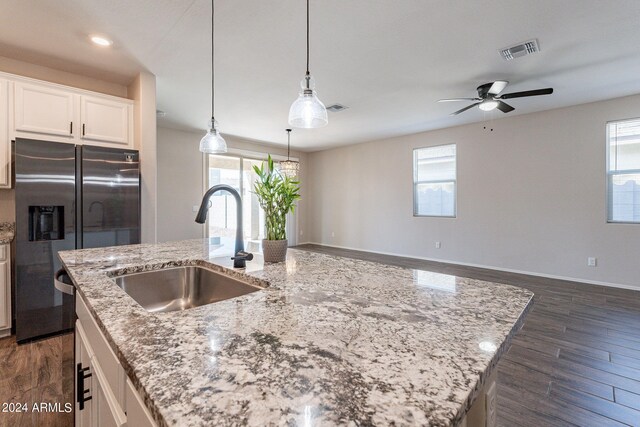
[262,239,288,263]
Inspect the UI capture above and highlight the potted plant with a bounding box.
[253,155,301,262]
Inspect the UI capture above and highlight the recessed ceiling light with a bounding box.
[90,35,113,47]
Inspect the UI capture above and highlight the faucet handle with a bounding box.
[231,251,254,261]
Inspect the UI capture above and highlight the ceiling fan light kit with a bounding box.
[478,99,499,111]
[200,0,227,154]
[439,80,553,116]
[288,0,328,129]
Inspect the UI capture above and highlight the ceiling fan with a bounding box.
[438,81,553,115]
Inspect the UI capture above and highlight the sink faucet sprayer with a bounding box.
[195,184,253,268]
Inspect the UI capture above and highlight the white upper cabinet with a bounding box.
[14,82,75,138]
[81,95,132,146]
[0,79,9,188]
[7,73,134,149]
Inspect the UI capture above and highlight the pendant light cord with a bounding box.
[306,0,310,75]
[211,0,215,121]
[286,129,292,160]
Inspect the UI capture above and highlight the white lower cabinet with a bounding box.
[0,78,9,188]
[75,322,94,427]
[90,355,126,427]
[0,244,11,335]
[125,380,158,427]
[75,296,157,427]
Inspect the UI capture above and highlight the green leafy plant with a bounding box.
[253,155,301,241]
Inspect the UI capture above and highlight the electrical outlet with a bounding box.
[435,241,441,249]
[331,231,335,238]
[300,230,304,236]
[192,205,199,212]
[587,257,597,267]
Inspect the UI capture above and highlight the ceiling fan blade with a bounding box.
[496,101,515,113]
[499,88,553,99]
[488,80,508,95]
[438,98,479,102]
[451,103,480,115]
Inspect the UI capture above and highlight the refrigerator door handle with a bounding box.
[54,268,75,295]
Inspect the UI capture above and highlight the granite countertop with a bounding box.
[58,239,533,427]
[0,222,15,244]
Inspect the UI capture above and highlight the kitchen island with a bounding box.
[59,239,533,427]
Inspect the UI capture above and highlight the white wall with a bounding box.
[128,72,158,244]
[157,127,205,242]
[306,94,640,289]
[0,55,128,98]
[156,127,309,244]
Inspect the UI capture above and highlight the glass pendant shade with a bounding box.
[288,74,328,128]
[199,118,227,153]
[279,160,299,178]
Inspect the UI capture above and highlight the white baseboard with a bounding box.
[296,241,639,292]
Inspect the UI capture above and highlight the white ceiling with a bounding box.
[2,0,640,151]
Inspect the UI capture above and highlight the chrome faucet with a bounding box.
[195,184,253,268]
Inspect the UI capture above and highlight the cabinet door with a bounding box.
[76,322,93,427]
[0,79,9,188]
[81,95,131,146]
[0,259,8,330]
[90,356,126,427]
[14,82,75,137]
[126,379,158,427]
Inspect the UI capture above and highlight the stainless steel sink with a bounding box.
[114,266,262,313]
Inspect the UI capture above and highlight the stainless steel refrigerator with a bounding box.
[14,138,140,342]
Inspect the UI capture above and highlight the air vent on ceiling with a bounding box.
[326,104,349,113]
[500,39,539,61]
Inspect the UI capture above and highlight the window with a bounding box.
[413,144,456,217]
[607,119,640,223]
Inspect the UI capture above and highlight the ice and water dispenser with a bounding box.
[28,206,65,241]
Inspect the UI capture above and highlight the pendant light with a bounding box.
[288,0,328,128]
[279,129,300,178]
[199,0,227,153]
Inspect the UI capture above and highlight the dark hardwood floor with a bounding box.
[295,244,640,427]
[1,246,639,426]
[0,333,73,427]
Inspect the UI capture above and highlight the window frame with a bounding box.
[606,118,640,224]
[412,143,457,218]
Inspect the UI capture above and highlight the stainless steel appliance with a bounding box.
[14,138,140,342]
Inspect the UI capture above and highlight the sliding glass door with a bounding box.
[208,153,296,253]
